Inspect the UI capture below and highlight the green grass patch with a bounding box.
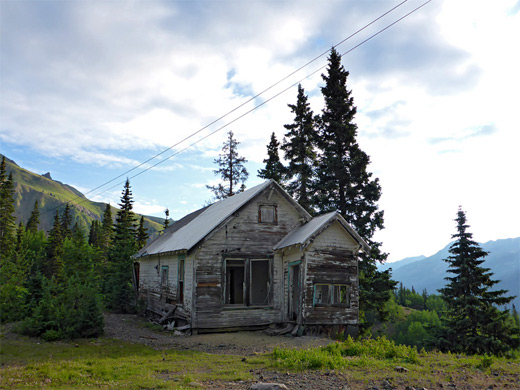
[0,336,266,389]
[271,336,419,370]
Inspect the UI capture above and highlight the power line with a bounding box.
[40,0,430,217]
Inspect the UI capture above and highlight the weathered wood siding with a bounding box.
[193,187,303,329]
[302,221,359,325]
[279,246,304,323]
[138,252,193,320]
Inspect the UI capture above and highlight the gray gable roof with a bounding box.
[136,180,311,258]
[274,210,369,252]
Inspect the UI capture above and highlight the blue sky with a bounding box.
[1,0,519,261]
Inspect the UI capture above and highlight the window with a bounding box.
[224,258,270,306]
[178,257,185,303]
[258,205,277,223]
[225,260,245,304]
[314,284,350,306]
[161,265,169,286]
[250,259,269,306]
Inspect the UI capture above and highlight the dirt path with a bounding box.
[103,313,332,355]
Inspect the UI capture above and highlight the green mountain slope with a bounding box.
[2,154,163,236]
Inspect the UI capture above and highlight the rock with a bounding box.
[250,383,289,390]
[241,357,247,362]
[395,366,408,373]
[188,382,203,387]
[382,379,394,389]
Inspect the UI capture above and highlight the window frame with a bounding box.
[223,257,271,307]
[160,265,169,287]
[313,283,350,307]
[258,204,278,224]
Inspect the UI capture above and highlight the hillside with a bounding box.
[1,154,163,236]
[387,237,520,308]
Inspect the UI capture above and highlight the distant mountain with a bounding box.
[386,238,520,308]
[2,154,163,236]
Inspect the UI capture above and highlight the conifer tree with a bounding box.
[163,208,170,231]
[438,208,519,355]
[100,203,113,254]
[45,210,64,278]
[281,84,317,212]
[314,48,395,325]
[136,215,148,250]
[105,179,138,312]
[0,156,16,260]
[88,220,101,246]
[207,130,249,199]
[26,200,40,233]
[258,132,286,184]
[60,203,73,239]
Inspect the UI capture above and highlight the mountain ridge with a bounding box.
[2,154,163,236]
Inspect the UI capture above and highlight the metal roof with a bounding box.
[274,210,370,252]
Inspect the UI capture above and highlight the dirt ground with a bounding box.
[103,313,332,355]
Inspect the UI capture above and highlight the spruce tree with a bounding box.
[206,130,249,199]
[163,208,170,231]
[281,84,317,212]
[45,210,64,278]
[438,208,519,355]
[0,156,16,260]
[258,132,286,184]
[60,203,73,239]
[88,220,101,246]
[100,203,113,254]
[105,179,138,312]
[136,215,148,250]
[314,48,395,325]
[26,200,40,233]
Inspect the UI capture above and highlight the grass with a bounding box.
[0,336,266,389]
[1,332,518,389]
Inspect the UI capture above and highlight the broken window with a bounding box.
[178,256,185,303]
[225,260,245,304]
[258,204,277,223]
[224,258,270,306]
[314,284,350,306]
[250,259,269,305]
[161,265,169,286]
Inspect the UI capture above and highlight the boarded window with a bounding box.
[258,205,277,223]
[314,284,350,306]
[225,260,245,304]
[250,259,269,306]
[161,265,169,286]
[178,257,185,303]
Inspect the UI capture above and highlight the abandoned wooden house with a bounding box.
[135,179,369,335]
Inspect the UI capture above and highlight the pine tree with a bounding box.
[104,179,138,313]
[281,84,317,212]
[26,200,40,233]
[100,203,113,254]
[438,207,519,355]
[0,156,16,260]
[206,130,249,199]
[163,208,170,231]
[258,132,286,184]
[45,210,64,278]
[88,220,101,246]
[314,48,395,325]
[136,215,148,250]
[60,203,73,239]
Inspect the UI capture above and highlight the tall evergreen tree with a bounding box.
[258,132,286,184]
[163,208,170,231]
[26,200,40,233]
[281,84,317,212]
[60,203,73,239]
[0,156,16,260]
[136,215,148,250]
[45,210,64,278]
[104,179,138,312]
[88,220,101,246]
[438,208,519,355]
[206,130,249,199]
[100,203,113,254]
[314,48,395,325]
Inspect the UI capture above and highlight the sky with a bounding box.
[1,0,519,262]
